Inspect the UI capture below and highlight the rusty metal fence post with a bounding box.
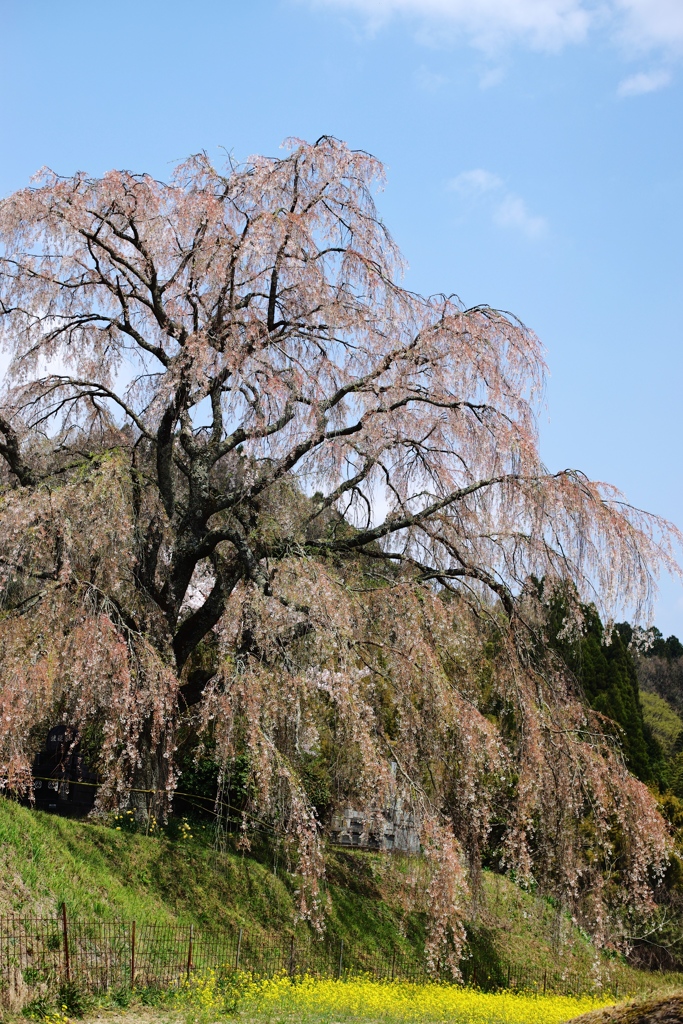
[187,925,194,981]
[61,903,70,983]
[130,921,136,988]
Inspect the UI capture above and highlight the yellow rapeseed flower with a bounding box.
[173,970,612,1024]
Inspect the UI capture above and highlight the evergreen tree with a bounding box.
[545,595,662,783]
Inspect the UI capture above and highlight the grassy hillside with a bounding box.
[0,797,627,985]
[636,654,683,715]
[639,690,683,755]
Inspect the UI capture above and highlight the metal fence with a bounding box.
[0,908,676,1008]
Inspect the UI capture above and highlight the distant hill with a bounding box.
[639,690,683,756]
[636,655,683,717]
[615,625,683,715]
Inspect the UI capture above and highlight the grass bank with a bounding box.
[0,798,670,990]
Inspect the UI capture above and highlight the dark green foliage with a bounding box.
[110,985,132,1008]
[174,745,219,819]
[643,628,683,661]
[615,622,683,662]
[297,751,332,818]
[545,597,662,783]
[139,986,165,1006]
[463,922,504,977]
[22,994,52,1019]
[58,980,92,1018]
[173,743,254,823]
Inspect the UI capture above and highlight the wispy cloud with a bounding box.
[310,0,683,60]
[493,195,548,238]
[414,65,449,91]
[448,168,547,239]
[614,0,683,56]
[310,0,591,52]
[448,168,504,194]
[617,68,672,96]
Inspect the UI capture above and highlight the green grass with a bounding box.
[0,797,672,994]
[1,798,432,950]
[0,799,295,936]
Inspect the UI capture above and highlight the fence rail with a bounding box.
[0,909,676,1009]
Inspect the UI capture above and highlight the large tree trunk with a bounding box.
[127,721,173,825]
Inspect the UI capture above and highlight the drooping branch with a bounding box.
[0,136,679,943]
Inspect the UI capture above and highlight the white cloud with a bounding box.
[310,0,592,51]
[448,169,547,239]
[615,0,683,55]
[493,194,548,238]
[310,0,683,59]
[448,168,504,194]
[617,68,672,96]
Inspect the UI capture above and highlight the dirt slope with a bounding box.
[570,993,683,1023]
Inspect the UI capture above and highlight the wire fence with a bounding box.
[0,908,678,1009]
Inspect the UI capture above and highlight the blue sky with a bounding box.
[2,0,682,633]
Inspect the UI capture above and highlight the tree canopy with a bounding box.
[0,137,679,955]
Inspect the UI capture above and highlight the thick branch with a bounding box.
[156,388,186,517]
[173,559,240,671]
[316,475,511,552]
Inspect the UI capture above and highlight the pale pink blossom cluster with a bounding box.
[0,137,677,951]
